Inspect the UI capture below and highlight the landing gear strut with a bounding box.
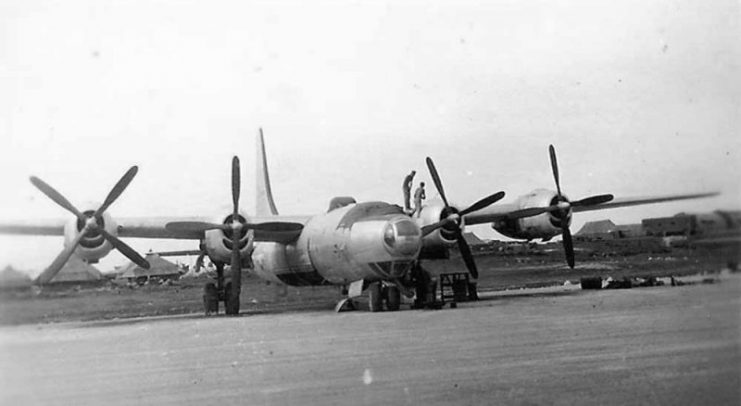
[411,262,440,309]
[202,262,240,316]
[367,282,403,312]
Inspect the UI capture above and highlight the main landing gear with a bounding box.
[336,263,444,313]
[202,262,240,316]
[367,282,402,312]
[335,280,403,312]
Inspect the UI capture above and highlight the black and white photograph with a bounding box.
[0,1,739,404]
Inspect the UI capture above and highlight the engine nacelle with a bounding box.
[63,205,117,264]
[203,212,255,265]
[492,189,572,241]
[415,201,459,259]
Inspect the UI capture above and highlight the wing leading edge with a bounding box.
[571,192,720,213]
[463,191,720,226]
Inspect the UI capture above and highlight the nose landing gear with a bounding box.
[202,262,241,316]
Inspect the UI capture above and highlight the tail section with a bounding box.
[256,128,279,216]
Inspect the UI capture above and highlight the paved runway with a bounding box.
[1,275,739,405]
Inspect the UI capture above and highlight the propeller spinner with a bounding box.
[30,167,150,285]
[422,157,506,279]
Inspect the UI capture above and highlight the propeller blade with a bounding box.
[425,157,449,207]
[94,166,139,217]
[98,228,150,269]
[561,221,575,269]
[29,176,85,221]
[455,229,478,279]
[548,145,562,197]
[572,194,614,207]
[244,222,304,232]
[229,227,242,313]
[458,191,506,217]
[34,223,92,285]
[165,221,227,233]
[232,156,241,217]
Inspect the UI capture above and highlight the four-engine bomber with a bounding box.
[0,131,718,315]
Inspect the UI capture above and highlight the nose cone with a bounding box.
[383,218,422,257]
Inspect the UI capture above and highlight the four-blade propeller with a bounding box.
[30,167,150,285]
[164,156,304,314]
[547,145,613,268]
[422,157,506,279]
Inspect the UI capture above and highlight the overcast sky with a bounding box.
[0,0,739,274]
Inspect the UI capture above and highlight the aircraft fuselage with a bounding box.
[248,202,422,286]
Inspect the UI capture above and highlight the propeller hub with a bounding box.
[439,206,462,239]
[557,201,571,211]
[222,213,247,240]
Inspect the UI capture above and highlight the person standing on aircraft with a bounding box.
[413,182,426,217]
[402,170,416,213]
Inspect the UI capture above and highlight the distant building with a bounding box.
[118,253,182,285]
[51,255,104,284]
[575,220,644,241]
[575,220,617,240]
[643,215,694,237]
[643,210,741,238]
[0,265,32,290]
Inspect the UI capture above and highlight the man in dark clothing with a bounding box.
[413,181,426,217]
[402,170,416,213]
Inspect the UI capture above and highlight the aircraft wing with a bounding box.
[571,192,720,213]
[0,219,66,236]
[463,203,538,226]
[0,215,312,243]
[462,191,720,226]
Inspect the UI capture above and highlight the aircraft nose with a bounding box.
[383,218,422,257]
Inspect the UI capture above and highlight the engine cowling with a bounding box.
[415,201,459,259]
[63,204,117,263]
[203,212,255,265]
[492,189,572,241]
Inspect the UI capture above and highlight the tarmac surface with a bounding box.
[1,274,739,405]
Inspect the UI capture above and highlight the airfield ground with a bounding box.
[0,249,736,325]
[0,269,738,405]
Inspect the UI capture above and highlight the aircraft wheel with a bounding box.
[203,283,218,315]
[386,285,401,311]
[452,280,468,302]
[368,282,383,312]
[224,282,240,315]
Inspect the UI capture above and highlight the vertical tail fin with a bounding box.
[256,128,279,216]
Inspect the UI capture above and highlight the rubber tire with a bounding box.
[452,280,468,302]
[224,282,240,315]
[203,283,218,315]
[386,285,401,311]
[368,282,383,312]
[580,277,603,290]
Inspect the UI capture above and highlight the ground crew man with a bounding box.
[413,181,426,217]
[402,170,416,213]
